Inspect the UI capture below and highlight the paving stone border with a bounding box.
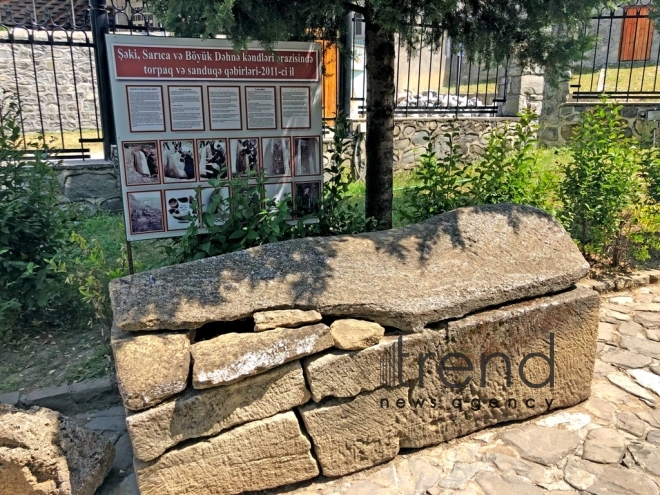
[578,269,660,294]
[0,375,121,417]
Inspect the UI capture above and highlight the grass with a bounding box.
[571,63,660,96]
[21,129,104,158]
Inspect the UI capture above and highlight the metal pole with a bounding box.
[339,11,353,118]
[89,0,116,160]
[126,240,135,275]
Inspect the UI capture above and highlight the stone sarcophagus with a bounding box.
[109,204,599,495]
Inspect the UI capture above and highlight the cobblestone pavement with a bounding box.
[100,286,660,495]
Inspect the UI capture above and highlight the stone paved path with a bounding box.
[98,286,660,495]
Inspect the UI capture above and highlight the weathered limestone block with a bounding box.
[111,326,191,411]
[110,204,589,332]
[191,323,332,389]
[0,404,115,495]
[134,411,319,495]
[253,309,322,331]
[299,288,599,477]
[330,319,385,350]
[126,361,310,462]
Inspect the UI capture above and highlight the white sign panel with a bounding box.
[106,35,323,241]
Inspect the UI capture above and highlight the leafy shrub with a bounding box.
[50,232,132,328]
[559,102,643,266]
[0,94,69,328]
[402,120,472,223]
[471,109,552,209]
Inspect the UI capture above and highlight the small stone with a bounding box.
[476,472,545,495]
[627,442,660,477]
[582,428,626,464]
[602,309,630,321]
[253,309,322,331]
[597,322,617,342]
[499,425,580,466]
[395,458,443,495]
[439,462,491,489]
[617,411,647,437]
[620,335,660,359]
[635,311,660,328]
[0,403,115,495]
[647,429,660,445]
[646,329,660,341]
[651,363,660,376]
[564,457,659,495]
[628,368,660,396]
[637,409,660,428]
[585,397,615,422]
[609,296,634,305]
[606,372,656,405]
[634,303,660,312]
[329,319,385,350]
[191,323,333,389]
[482,452,545,484]
[601,349,653,368]
[618,320,644,336]
[602,303,633,314]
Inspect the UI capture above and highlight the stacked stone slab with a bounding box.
[109,204,599,495]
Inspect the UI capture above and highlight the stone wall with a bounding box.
[0,31,100,133]
[539,102,660,147]
[323,117,518,174]
[109,203,598,495]
[54,160,122,212]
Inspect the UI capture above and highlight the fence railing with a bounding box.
[0,5,102,159]
[347,15,509,118]
[572,0,660,101]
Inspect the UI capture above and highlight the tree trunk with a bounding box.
[364,12,395,229]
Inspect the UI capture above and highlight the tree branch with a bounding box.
[343,2,366,16]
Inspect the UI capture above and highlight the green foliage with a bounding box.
[50,232,133,327]
[559,102,644,266]
[471,109,553,209]
[316,115,377,235]
[0,94,69,328]
[169,170,310,263]
[152,0,600,81]
[402,120,471,223]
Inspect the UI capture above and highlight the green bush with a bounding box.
[471,109,552,209]
[402,120,472,223]
[559,102,643,266]
[0,95,69,328]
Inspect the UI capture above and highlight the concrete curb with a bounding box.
[0,375,121,416]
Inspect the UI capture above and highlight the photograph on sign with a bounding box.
[245,86,277,130]
[197,139,229,180]
[161,140,197,182]
[280,87,311,129]
[122,141,160,185]
[165,189,198,230]
[294,181,321,217]
[293,136,320,176]
[168,86,205,131]
[127,190,165,235]
[126,86,165,132]
[265,182,293,219]
[208,86,242,130]
[200,186,230,225]
[232,186,263,216]
[262,137,291,177]
[230,138,260,177]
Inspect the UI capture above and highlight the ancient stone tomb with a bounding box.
[109,204,599,495]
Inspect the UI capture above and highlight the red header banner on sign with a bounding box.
[113,44,319,82]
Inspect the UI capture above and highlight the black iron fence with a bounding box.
[572,0,660,101]
[0,5,102,159]
[347,14,509,118]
